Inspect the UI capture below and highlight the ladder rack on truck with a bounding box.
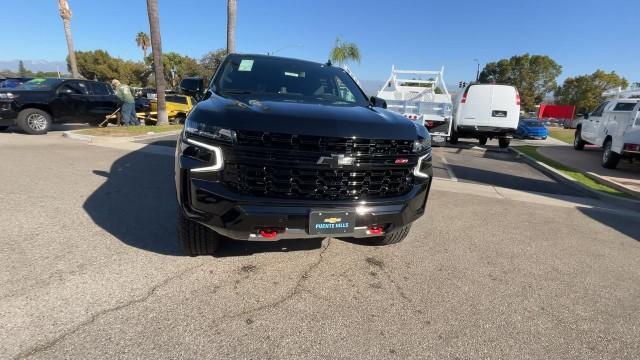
[603,86,640,99]
[376,65,453,142]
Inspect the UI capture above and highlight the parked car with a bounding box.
[449,83,521,148]
[0,77,33,89]
[0,78,119,134]
[574,99,640,168]
[148,94,194,124]
[135,96,151,113]
[516,119,548,139]
[175,54,433,256]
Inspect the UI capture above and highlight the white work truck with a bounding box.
[376,66,453,144]
[574,98,640,168]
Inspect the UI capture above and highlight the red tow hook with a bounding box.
[368,225,383,235]
[259,229,279,239]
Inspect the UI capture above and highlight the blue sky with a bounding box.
[2,0,638,86]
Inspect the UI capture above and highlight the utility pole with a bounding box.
[474,59,480,82]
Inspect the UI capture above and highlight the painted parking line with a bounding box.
[440,156,458,182]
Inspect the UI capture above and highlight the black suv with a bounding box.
[176,54,432,256]
[0,78,118,134]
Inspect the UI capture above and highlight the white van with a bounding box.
[574,99,640,168]
[449,84,521,148]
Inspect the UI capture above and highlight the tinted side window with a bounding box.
[57,81,87,95]
[89,82,112,96]
[612,102,637,111]
[592,102,609,116]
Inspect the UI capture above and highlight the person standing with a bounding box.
[111,79,139,126]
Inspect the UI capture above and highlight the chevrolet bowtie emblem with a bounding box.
[317,154,355,168]
[323,217,342,224]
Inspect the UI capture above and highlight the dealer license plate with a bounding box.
[308,210,355,235]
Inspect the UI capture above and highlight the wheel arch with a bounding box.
[18,104,54,119]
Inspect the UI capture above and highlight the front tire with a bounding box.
[178,207,220,256]
[602,138,620,169]
[478,136,488,145]
[498,137,511,148]
[449,130,459,145]
[17,108,51,135]
[368,224,412,246]
[0,125,9,132]
[574,128,586,150]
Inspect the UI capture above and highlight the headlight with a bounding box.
[184,118,236,144]
[412,136,431,154]
[0,92,15,99]
[184,137,224,172]
[414,153,431,178]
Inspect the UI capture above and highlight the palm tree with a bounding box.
[227,0,237,54]
[58,0,79,78]
[135,32,151,60]
[146,0,168,125]
[329,37,361,66]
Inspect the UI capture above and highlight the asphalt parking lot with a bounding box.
[2,131,640,359]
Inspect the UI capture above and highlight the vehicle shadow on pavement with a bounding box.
[447,164,593,198]
[83,148,182,256]
[83,145,325,257]
[578,207,640,241]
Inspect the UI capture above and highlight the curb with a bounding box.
[63,129,181,144]
[584,172,640,200]
[509,147,640,211]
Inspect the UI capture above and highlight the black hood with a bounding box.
[187,95,426,141]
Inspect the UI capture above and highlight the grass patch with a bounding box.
[547,127,575,144]
[76,124,182,137]
[513,145,629,198]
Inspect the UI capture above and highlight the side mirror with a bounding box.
[370,96,387,109]
[179,77,205,98]
[583,113,589,120]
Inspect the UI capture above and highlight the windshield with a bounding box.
[16,78,64,91]
[213,56,368,106]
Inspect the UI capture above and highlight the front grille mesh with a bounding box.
[221,131,416,200]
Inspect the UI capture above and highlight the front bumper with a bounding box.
[175,136,433,241]
[179,177,431,240]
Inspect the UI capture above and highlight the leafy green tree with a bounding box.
[199,49,227,80]
[329,37,361,66]
[74,50,149,86]
[146,52,201,87]
[555,70,628,114]
[479,54,562,111]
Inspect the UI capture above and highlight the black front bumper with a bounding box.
[178,175,432,240]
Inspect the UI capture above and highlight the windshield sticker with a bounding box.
[238,59,254,72]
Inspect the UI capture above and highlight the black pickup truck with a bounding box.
[0,78,118,134]
[175,54,433,256]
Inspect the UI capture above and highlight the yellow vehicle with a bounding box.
[146,94,195,124]
[101,94,196,127]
